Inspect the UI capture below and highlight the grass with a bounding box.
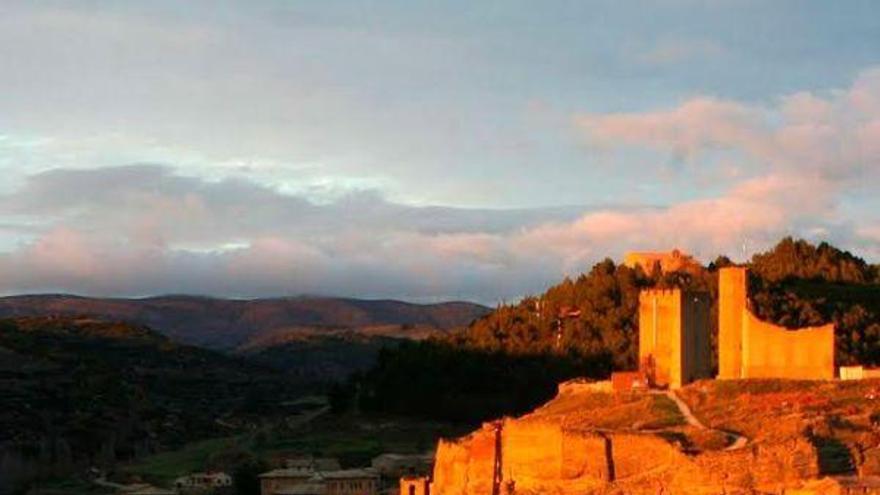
[123,436,246,485]
[26,477,115,495]
[120,413,470,487]
[644,394,685,429]
[529,389,686,430]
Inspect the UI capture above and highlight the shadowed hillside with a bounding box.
[0,316,306,493]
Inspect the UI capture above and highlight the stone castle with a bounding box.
[638,288,711,389]
[636,263,836,388]
[623,249,702,275]
[404,252,852,495]
[716,266,835,380]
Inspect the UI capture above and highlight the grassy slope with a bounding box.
[122,413,471,487]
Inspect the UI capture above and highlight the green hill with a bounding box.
[0,316,305,493]
[354,238,880,422]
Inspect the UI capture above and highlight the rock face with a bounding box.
[427,385,823,495]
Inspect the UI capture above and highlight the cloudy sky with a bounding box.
[1,1,879,303]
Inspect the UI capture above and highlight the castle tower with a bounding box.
[717,267,747,379]
[638,289,711,389]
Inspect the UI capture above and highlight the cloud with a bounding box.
[0,163,857,303]
[574,67,880,184]
[2,66,880,303]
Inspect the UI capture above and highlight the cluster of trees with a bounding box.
[0,317,304,492]
[352,341,612,422]
[347,237,880,422]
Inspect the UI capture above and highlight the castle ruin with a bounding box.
[638,289,712,389]
[716,266,835,380]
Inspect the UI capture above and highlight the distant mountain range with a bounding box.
[0,294,490,351]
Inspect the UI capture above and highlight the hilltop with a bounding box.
[354,238,880,422]
[428,378,880,494]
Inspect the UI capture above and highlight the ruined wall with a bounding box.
[639,289,711,389]
[718,267,746,379]
[639,289,681,388]
[717,266,835,381]
[428,416,822,495]
[431,435,475,495]
[429,419,610,495]
[623,250,700,275]
[742,310,835,380]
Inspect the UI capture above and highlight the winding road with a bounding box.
[662,390,748,451]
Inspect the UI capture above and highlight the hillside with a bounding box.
[0,295,489,351]
[0,316,306,493]
[354,238,880,423]
[428,378,880,494]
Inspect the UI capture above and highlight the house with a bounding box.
[399,476,430,495]
[260,465,378,495]
[274,481,325,495]
[840,365,880,380]
[371,454,433,493]
[174,472,232,492]
[285,457,342,472]
[610,371,648,392]
[322,469,379,495]
[260,468,318,495]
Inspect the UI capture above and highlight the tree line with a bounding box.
[340,237,880,422]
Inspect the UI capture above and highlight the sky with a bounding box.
[0,0,879,303]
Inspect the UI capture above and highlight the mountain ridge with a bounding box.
[0,294,490,351]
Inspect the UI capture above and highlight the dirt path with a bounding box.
[662,390,748,451]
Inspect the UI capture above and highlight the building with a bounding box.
[261,467,378,495]
[399,476,430,495]
[623,250,701,275]
[260,468,318,495]
[717,267,835,380]
[638,288,712,389]
[174,472,232,492]
[371,454,432,493]
[610,371,648,392]
[371,453,432,480]
[839,366,880,380]
[285,458,342,473]
[274,482,325,495]
[322,469,379,495]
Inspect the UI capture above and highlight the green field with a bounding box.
[121,412,471,487]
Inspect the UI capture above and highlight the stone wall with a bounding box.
[718,267,746,379]
[717,266,835,380]
[623,250,700,275]
[742,310,835,380]
[639,289,711,389]
[427,413,824,495]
